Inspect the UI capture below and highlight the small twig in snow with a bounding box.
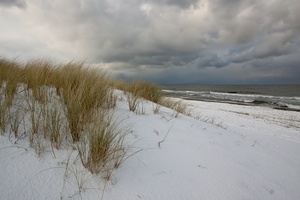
[0,145,28,151]
[158,121,174,148]
[252,139,259,147]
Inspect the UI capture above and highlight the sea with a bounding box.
[161,85,300,112]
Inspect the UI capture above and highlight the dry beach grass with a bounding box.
[0,57,190,176]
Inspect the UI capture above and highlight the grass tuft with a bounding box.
[0,59,22,107]
[78,110,127,176]
[118,80,162,113]
[58,63,111,142]
[125,82,142,112]
[159,98,191,117]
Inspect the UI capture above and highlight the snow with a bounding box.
[1,93,300,200]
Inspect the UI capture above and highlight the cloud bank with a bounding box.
[0,0,26,8]
[0,0,299,84]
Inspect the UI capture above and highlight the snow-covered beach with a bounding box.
[2,0,300,199]
[1,94,300,200]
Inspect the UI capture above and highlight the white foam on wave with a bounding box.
[162,89,209,95]
[210,91,276,99]
[163,89,300,109]
[203,92,300,104]
[285,104,300,110]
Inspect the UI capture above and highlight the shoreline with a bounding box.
[182,97,300,131]
[175,96,300,113]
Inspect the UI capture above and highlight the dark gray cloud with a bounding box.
[0,0,299,84]
[0,0,26,8]
[151,0,200,8]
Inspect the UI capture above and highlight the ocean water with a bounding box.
[162,85,300,112]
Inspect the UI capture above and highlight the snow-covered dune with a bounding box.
[1,95,300,200]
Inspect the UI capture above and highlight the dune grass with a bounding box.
[0,101,8,135]
[0,57,192,176]
[115,80,162,113]
[158,97,192,117]
[0,58,22,107]
[125,81,143,112]
[22,60,54,101]
[115,80,191,116]
[77,110,127,177]
[58,63,113,142]
[0,58,126,175]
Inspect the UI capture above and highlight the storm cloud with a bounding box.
[0,0,299,84]
[0,0,26,8]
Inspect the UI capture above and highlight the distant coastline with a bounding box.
[161,84,300,112]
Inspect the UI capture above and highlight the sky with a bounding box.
[0,0,299,84]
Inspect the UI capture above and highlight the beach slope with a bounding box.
[1,95,300,200]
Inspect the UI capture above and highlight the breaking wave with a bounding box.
[163,89,300,111]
